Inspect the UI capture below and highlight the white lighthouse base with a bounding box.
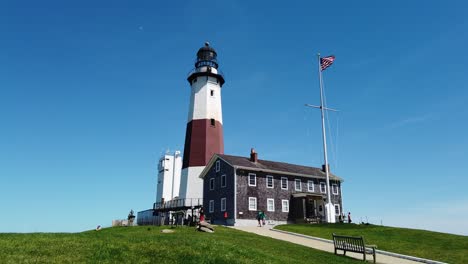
[179,166,205,199]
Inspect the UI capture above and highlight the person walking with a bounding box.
[257,211,264,227]
[347,212,352,223]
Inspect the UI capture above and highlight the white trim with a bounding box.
[198,154,343,182]
[266,175,274,188]
[209,200,214,213]
[332,183,339,195]
[221,174,226,188]
[281,177,288,190]
[267,198,275,212]
[248,197,257,211]
[334,204,341,216]
[281,199,289,212]
[248,173,257,186]
[320,182,327,193]
[215,160,220,172]
[234,165,343,182]
[294,179,302,191]
[221,197,226,212]
[307,180,314,192]
[209,178,215,190]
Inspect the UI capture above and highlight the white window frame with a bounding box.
[334,204,341,216]
[332,184,339,195]
[215,160,220,172]
[307,180,314,192]
[221,198,226,212]
[266,175,274,188]
[248,173,257,186]
[248,197,257,211]
[267,198,275,212]
[221,174,226,188]
[281,199,289,212]
[210,178,215,190]
[209,200,214,213]
[281,177,288,190]
[294,179,302,191]
[320,182,327,193]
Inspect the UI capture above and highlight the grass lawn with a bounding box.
[0,225,362,264]
[275,223,468,264]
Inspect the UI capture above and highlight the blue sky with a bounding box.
[1,1,467,235]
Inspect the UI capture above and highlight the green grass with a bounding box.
[0,226,363,264]
[275,223,468,264]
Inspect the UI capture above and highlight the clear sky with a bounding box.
[1,0,467,235]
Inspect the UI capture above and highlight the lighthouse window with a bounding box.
[193,77,197,84]
[210,90,214,96]
[210,119,215,127]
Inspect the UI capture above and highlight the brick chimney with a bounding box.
[322,164,330,173]
[250,148,258,163]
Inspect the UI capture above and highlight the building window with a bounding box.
[210,118,215,127]
[215,160,220,172]
[320,182,327,193]
[248,173,256,186]
[267,198,275,212]
[221,174,226,188]
[307,180,314,192]
[295,179,302,191]
[334,204,341,216]
[221,198,226,212]
[319,205,323,212]
[193,77,197,84]
[210,90,214,96]
[266,175,274,188]
[332,184,339,195]
[281,177,288,190]
[248,197,257,211]
[282,200,289,212]
[210,178,215,190]
[209,200,214,213]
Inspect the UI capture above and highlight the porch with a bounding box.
[291,193,327,223]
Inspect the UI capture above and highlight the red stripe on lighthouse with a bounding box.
[182,119,224,169]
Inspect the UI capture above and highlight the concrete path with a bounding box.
[232,226,422,264]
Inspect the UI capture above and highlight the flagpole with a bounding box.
[317,53,335,223]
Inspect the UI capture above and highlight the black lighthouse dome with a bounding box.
[187,42,225,86]
[195,42,219,69]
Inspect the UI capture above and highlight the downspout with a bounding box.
[234,166,237,226]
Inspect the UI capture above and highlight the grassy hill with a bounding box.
[275,223,468,264]
[0,225,361,264]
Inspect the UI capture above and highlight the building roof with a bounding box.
[199,154,343,181]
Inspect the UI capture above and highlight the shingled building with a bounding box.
[199,149,343,226]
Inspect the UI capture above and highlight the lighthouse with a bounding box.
[179,42,225,199]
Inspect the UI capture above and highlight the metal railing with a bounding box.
[154,198,203,210]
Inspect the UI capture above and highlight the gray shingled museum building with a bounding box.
[199,149,343,226]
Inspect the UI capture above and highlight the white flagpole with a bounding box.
[317,53,335,223]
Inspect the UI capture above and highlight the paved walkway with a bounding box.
[233,226,421,264]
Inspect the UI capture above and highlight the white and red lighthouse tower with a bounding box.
[179,42,225,199]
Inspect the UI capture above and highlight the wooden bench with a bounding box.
[332,233,377,263]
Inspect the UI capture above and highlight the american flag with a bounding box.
[320,55,335,71]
